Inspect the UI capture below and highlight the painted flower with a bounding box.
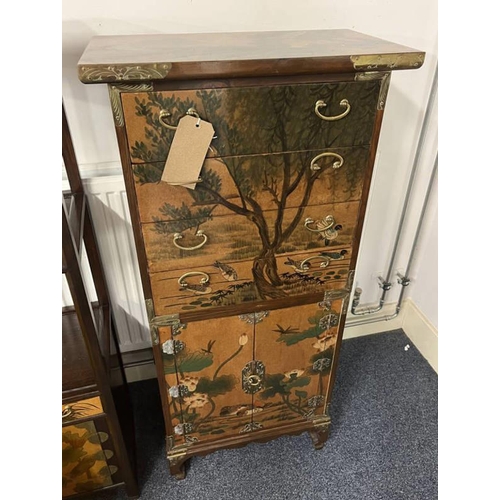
[239,333,249,346]
[312,333,337,351]
[284,369,305,380]
[184,393,210,408]
[179,376,199,392]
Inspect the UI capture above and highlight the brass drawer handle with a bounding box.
[177,271,212,295]
[310,152,344,171]
[62,406,73,419]
[299,255,331,271]
[314,99,351,121]
[247,374,262,387]
[159,107,200,130]
[173,230,207,250]
[304,215,335,233]
[178,271,210,286]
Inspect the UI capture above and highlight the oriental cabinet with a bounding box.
[78,29,424,478]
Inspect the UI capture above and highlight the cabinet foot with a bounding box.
[309,427,329,450]
[169,458,189,480]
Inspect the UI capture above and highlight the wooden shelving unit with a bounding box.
[62,104,139,499]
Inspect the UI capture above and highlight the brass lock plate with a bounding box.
[242,360,265,394]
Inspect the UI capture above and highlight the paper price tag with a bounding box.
[161,115,215,190]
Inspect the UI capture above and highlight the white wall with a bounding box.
[62,1,438,339]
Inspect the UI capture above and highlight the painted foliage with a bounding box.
[150,252,351,314]
[122,81,380,162]
[125,85,373,309]
[161,301,342,446]
[62,421,116,497]
[62,396,103,423]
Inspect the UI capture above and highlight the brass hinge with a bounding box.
[310,414,331,431]
[351,53,425,72]
[168,385,190,398]
[342,297,350,315]
[162,339,185,355]
[166,445,189,465]
[318,287,351,311]
[145,298,181,345]
[107,83,154,127]
[354,71,391,110]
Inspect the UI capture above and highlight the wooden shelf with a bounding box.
[62,302,112,403]
[62,307,97,399]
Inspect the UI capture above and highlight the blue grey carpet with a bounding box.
[95,329,437,499]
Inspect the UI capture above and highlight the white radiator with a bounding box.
[62,171,151,352]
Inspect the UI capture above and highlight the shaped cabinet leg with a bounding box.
[309,422,330,450]
[168,456,189,480]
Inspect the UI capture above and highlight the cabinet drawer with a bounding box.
[142,201,360,274]
[158,300,343,445]
[122,80,381,162]
[132,147,369,223]
[151,248,351,315]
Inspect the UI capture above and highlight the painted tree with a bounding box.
[131,84,369,300]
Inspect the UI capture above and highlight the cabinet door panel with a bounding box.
[159,316,256,444]
[251,300,343,433]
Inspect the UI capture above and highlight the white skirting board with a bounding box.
[401,299,438,372]
[344,298,438,372]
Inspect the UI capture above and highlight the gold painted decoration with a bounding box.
[108,83,153,126]
[62,396,103,423]
[79,63,171,83]
[62,421,116,497]
[351,53,425,71]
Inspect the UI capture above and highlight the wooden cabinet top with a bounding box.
[78,29,424,83]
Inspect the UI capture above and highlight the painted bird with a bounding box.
[316,218,343,245]
[179,283,212,295]
[273,324,300,335]
[285,257,310,274]
[201,340,216,354]
[220,404,252,417]
[320,249,348,260]
[213,261,238,281]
